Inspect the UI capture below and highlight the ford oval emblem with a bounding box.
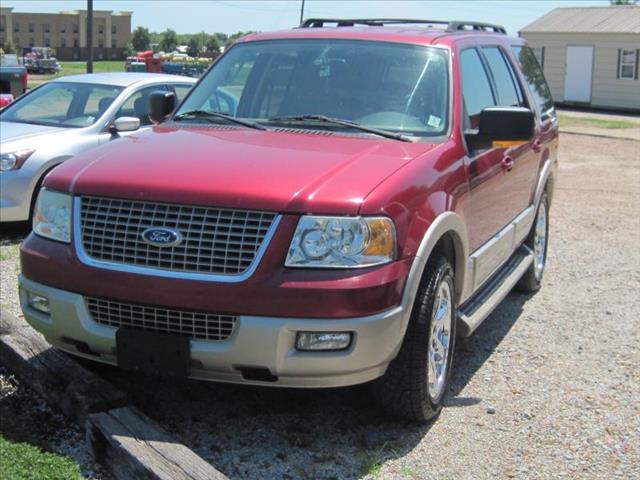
[141,227,183,248]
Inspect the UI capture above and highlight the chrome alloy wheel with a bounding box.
[533,201,547,281]
[428,280,452,402]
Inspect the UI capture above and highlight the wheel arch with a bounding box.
[398,212,470,339]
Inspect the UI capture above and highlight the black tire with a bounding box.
[372,254,456,423]
[517,191,549,292]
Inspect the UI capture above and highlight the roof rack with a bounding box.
[299,18,507,34]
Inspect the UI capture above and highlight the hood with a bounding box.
[46,125,439,214]
[0,120,68,150]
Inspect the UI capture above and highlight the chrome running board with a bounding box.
[457,246,534,337]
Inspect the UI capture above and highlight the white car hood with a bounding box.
[0,121,68,145]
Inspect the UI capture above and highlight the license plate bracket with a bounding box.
[116,328,190,377]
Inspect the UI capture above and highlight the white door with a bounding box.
[564,46,594,103]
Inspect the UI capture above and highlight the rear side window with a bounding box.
[482,46,523,107]
[511,46,554,119]
[460,48,495,127]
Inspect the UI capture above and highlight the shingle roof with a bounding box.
[520,6,640,34]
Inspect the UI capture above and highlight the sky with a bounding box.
[2,0,611,36]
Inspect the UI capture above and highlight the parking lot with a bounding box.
[1,131,639,479]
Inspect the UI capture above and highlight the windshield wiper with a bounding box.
[173,110,267,131]
[267,115,413,142]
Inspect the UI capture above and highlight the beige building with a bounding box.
[520,6,640,112]
[0,7,132,60]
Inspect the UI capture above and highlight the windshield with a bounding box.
[0,81,123,128]
[176,39,450,137]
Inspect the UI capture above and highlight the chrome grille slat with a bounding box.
[79,196,276,276]
[86,297,237,341]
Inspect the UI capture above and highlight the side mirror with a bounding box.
[466,107,535,151]
[149,91,176,124]
[113,116,141,132]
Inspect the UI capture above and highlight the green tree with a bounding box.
[123,42,135,57]
[2,40,16,54]
[160,28,178,53]
[205,35,220,55]
[610,0,638,4]
[187,37,201,57]
[131,26,151,52]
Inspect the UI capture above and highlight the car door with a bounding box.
[480,45,540,223]
[459,46,531,288]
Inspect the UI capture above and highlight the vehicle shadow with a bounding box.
[89,291,533,479]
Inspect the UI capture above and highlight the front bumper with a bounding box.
[19,275,406,388]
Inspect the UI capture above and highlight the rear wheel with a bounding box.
[372,255,456,423]
[517,191,549,292]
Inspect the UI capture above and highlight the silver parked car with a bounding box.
[0,73,196,223]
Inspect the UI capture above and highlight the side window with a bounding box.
[171,84,193,103]
[115,85,167,126]
[460,48,496,128]
[511,46,554,119]
[83,86,121,118]
[481,46,523,107]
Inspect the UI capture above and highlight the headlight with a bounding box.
[0,149,35,172]
[32,188,72,243]
[285,216,396,268]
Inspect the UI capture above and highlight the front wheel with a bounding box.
[372,255,456,423]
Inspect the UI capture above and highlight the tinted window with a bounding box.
[482,47,522,107]
[511,46,554,118]
[460,48,495,126]
[176,40,450,137]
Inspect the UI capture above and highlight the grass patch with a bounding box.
[27,60,124,88]
[0,243,20,262]
[558,114,636,129]
[0,436,84,480]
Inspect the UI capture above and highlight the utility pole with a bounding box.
[87,0,93,73]
[299,0,306,25]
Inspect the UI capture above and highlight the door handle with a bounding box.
[532,138,543,153]
[501,156,514,172]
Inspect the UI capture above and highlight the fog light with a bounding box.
[27,292,50,314]
[295,332,352,351]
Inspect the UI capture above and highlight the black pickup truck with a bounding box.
[0,54,28,99]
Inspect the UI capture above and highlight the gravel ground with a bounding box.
[1,133,639,479]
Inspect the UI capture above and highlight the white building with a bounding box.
[520,6,640,111]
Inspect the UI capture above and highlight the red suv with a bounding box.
[20,19,558,422]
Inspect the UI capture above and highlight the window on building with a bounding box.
[73,38,79,48]
[44,24,50,33]
[460,48,496,128]
[29,24,34,33]
[98,38,104,48]
[618,49,638,80]
[14,24,19,33]
[98,25,104,34]
[482,46,524,108]
[29,38,35,47]
[0,24,4,33]
[61,37,66,48]
[61,24,66,33]
[73,24,79,34]
[45,38,50,47]
[112,25,117,34]
[111,38,117,48]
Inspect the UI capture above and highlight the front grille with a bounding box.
[86,297,237,341]
[79,196,277,276]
